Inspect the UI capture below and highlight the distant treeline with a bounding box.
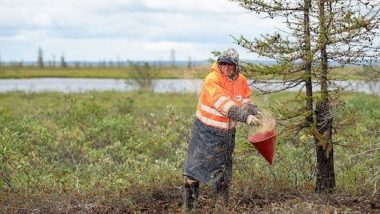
[1,52,379,69]
[2,59,380,68]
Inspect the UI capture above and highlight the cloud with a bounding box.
[0,0,283,61]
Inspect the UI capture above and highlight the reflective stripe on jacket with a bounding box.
[195,62,253,129]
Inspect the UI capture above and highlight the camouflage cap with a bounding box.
[217,48,239,65]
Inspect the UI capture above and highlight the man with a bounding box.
[183,48,261,211]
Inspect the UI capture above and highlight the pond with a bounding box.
[0,78,379,95]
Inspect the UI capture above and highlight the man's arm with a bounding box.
[242,103,259,116]
[227,106,249,123]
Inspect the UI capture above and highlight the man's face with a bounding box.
[219,62,236,77]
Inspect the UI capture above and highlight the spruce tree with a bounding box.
[231,0,380,192]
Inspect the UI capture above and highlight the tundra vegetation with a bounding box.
[0,0,379,209]
[0,89,378,213]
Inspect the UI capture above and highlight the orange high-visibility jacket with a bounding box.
[196,62,253,130]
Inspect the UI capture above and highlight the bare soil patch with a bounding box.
[1,188,379,213]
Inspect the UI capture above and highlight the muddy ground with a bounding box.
[1,188,379,213]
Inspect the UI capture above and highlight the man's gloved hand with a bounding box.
[246,115,261,126]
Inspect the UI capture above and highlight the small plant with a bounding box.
[125,61,157,91]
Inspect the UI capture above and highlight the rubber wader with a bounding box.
[183,177,199,212]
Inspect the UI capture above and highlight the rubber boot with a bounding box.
[183,177,199,213]
[215,181,230,210]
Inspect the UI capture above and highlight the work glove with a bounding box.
[246,115,261,126]
[242,103,260,116]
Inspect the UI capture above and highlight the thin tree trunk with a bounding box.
[304,0,313,126]
[315,0,335,193]
[315,101,335,192]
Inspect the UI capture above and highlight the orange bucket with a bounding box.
[248,129,277,165]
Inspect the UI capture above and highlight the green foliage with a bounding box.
[125,61,156,91]
[208,50,222,63]
[240,62,291,78]
[361,65,380,80]
[0,91,378,209]
[0,92,193,193]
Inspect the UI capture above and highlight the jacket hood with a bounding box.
[217,48,239,66]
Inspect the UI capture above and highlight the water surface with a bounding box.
[0,78,378,95]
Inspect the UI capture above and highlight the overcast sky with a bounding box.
[0,0,282,62]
